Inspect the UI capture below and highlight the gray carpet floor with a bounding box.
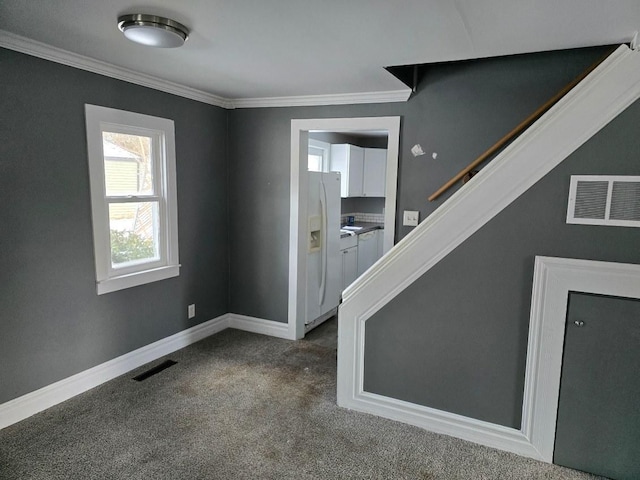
[0,319,605,479]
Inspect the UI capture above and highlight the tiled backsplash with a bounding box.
[341,212,385,225]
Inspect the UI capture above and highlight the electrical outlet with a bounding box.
[188,304,196,319]
[403,210,419,227]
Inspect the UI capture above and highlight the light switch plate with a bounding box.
[403,210,419,227]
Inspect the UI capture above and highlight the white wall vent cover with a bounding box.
[567,175,640,227]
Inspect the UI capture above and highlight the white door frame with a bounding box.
[523,256,640,462]
[288,116,401,339]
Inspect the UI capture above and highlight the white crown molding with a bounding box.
[337,44,640,459]
[232,89,411,109]
[0,30,411,110]
[0,314,231,430]
[0,30,234,109]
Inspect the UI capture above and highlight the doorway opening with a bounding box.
[288,117,401,340]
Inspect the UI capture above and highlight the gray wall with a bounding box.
[0,49,229,403]
[228,46,610,322]
[1,43,623,415]
[363,98,640,429]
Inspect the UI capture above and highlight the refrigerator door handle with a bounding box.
[319,180,328,306]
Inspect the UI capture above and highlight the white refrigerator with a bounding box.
[305,171,341,330]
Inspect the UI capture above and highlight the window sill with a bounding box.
[97,264,180,295]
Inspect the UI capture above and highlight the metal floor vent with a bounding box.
[567,175,640,227]
[132,359,177,382]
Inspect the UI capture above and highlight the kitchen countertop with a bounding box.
[340,222,384,238]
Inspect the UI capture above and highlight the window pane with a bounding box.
[109,201,160,267]
[102,132,154,196]
[308,154,323,172]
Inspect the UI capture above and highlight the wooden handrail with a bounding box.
[428,50,614,202]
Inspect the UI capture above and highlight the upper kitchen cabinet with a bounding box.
[330,144,387,198]
[330,144,364,197]
[363,148,386,197]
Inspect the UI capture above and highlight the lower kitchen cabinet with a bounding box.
[357,230,379,276]
[340,228,385,293]
[341,246,358,293]
[377,228,385,257]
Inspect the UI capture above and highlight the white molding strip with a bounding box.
[0,314,230,430]
[522,257,640,462]
[232,90,411,109]
[227,314,294,340]
[337,44,640,458]
[0,30,233,109]
[0,30,411,110]
[346,391,543,460]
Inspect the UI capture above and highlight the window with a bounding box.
[85,105,179,294]
[308,139,331,172]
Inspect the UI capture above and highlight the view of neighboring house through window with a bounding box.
[102,133,158,266]
[85,105,179,295]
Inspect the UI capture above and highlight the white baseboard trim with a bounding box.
[0,314,229,431]
[0,312,296,430]
[227,314,294,340]
[342,391,543,460]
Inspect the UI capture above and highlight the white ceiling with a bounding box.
[1,1,638,105]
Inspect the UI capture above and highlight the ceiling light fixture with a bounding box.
[117,14,189,48]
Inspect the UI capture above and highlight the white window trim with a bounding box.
[85,104,180,295]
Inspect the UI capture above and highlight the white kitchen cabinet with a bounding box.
[363,148,387,197]
[340,234,358,293]
[330,144,364,197]
[357,229,386,276]
[377,228,385,257]
[356,230,378,276]
[341,246,358,292]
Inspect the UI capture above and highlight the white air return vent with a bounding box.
[567,176,640,227]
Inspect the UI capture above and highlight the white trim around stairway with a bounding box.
[0,313,291,430]
[337,44,640,462]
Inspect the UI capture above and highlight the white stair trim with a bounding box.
[0,314,230,430]
[337,44,640,459]
[0,30,411,109]
[345,391,543,460]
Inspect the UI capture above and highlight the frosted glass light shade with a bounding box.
[118,14,189,48]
